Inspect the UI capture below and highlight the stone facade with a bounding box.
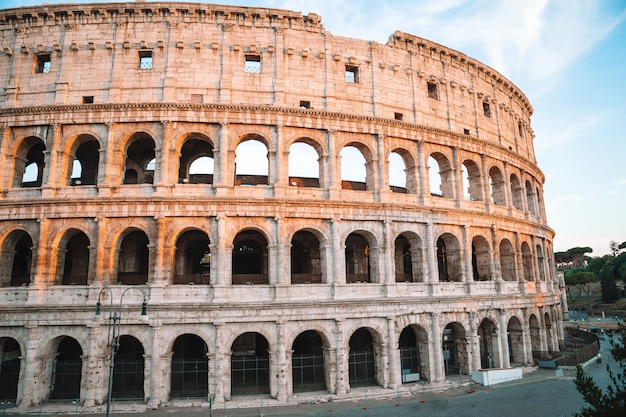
[0,1,561,411]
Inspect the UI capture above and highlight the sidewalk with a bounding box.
[3,364,579,417]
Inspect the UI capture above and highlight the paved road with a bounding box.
[3,337,620,417]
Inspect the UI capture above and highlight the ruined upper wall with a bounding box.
[0,2,536,159]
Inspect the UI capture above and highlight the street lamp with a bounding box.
[95,287,148,417]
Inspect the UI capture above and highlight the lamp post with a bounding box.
[95,287,148,417]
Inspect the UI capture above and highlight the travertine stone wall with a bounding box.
[0,2,561,412]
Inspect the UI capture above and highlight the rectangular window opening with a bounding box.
[82,96,94,104]
[345,65,359,83]
[463,128,470,135]
[245,54,261,73]
[394,112,404,121]
[518,122,524,137]
[139,50,153,69]
[483,102,491,118]
[427,82,439,100]
[299,101,311,109]
[35,54,51,73]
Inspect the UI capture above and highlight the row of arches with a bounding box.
[0,310,559,405]
[0,224,553,287]
[6,126,544,217]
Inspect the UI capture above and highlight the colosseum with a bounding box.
[0,1,562,412]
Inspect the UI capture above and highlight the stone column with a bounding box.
[330,219,343,288]
[326,130,341,199]
[41,123,61,196]
[334,319,347,395]
[214,123,230,196]
[416,140,427,205]
[149,324,168,407]
[382,220,393,285]
[212,323,226,401]
[152,217,170,285]
[480,154,491,213]
[100,123,119,193]
[430,313,444,382]
[276,321,288,401]
[451,146,461,207]
[498,310,511,368]
[18,325,42,408]
[461,225,472,285]
[156,120,173,189]
[387,317,401,388]
[425,222,437,285]
[468,312,481,371]
[521,311,533,365]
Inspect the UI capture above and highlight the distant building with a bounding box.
[0,1,562,411]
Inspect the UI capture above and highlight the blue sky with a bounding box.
[4,0,626,256]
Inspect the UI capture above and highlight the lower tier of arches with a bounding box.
[1,302,563,409]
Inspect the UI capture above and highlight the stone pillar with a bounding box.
[334,319,347,395]
[416,140,427,205]
[82,324,101,407]
[271,125,286,197]
[498,310,511,368]
[214,123,230,195]
[461,225,472,285]
[18,325,42,408]
[275,321,288,401]
[330,219,343,287]
[521,312,533,365]
[451,146,461,207]
[468,312,481,371]
[41,123,61,196]
[149,324,168,407]
[374,134,384,202]
[382,220,393,285]
[0,125,12,191]
[430,313,444,382]
[490,226,502,284]
[387,317,401,388]
[271,217,287,286]
[425,222,437,285]
[326,130,341,199]
[152,217,170,285]
[480,154,491,213]
[100,123,119,191]
[212,323,226,401]
[155,120,173,189]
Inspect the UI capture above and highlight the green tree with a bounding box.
[600,264,620,303]
[574,322,626,417]
[565,269,598,314]
[555,247,593,269]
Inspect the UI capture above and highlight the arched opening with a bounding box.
[442,323,468,375]
[428,153,453,198]
[232,230,268,285]
[288,141,320,188]
[345,233,370,283]
[70,138,99,186]
[49,337,83,400]
[170,334,208,399]
[462,160,482,201]
[173,230,210,285]
[388,151,407,193]
[111,336,144,399]
[348,328,377,388]
[15,138,45,188]
[62,231,90,285]
[178,137,214,184]
[7,232,34,287]
[0,338,21,401]
[521,242,534,282]
[507,317,525,366]
[536,244,546,281]
[235,139,268,186]
[290,231,322,284]
[399,326,429,383]
[123,134,156,185]
[292,330,326,393]
[544,313,555,355]
[529,315,542,361]
[437,234,462,282]
[340,145,368,191]
[489,166,506,206]
[231,333,270,395]
[525,181,537,216]
[510,174,523,210]
[477,319,497,369]
[117,230,149,285]
[471,236,491,281]
[499,239,517,282]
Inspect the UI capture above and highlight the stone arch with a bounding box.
[340,142,374,191]
[471,235,491,281]
[442,322,469,375]
[13,136,46,188]
[231,332,270,395]
[507,316,525,366]
[48,336,83,400]
[436,233,462,282]
[0,230,34,287]
[529,314,542,361]
[389,147,417,194]
[348,327,382,388]
[177,133,215,184]
[477,318,497,369]
[488,165,506,206]
[536,243,546,281]
[291,330,327,393]
[394,231,424,283]
[116,229,150,285]
[112,335,145,399]
[65,134,101,186]
[510,173,523,210]
[525,180,538,216]
[521,241,534,282]
[232,229,269,285]
[544,312,554,354]
[428,151,454,198]
[344,231,379,283]
[57,229,91,285]
[122,132,156,185]
[0,337,21,402]
[288,137,323,188]
[173,229,211,285]
[398,325,430,382]
[499,238,517,281]
[461,159,483,201]
[234,133,269,186]
[290,230,323,284]
[170,334,209,399]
